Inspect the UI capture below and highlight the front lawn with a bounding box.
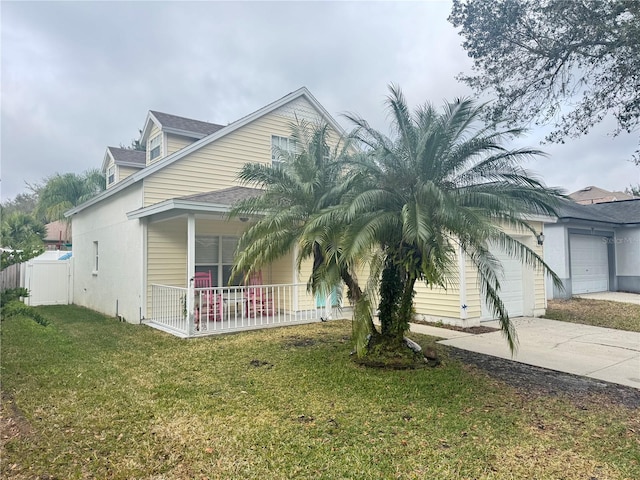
[1,305,638,479]
[544,298,640,332]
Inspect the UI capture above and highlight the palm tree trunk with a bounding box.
[340,269,377,334]
[378,260,403,338]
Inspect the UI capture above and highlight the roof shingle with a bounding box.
[107,147,146,166]
[150,110,224,137]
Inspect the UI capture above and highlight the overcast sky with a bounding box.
[2,0,638,202]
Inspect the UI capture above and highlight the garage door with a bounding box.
[570,234,609,294]
[481,245,524,320]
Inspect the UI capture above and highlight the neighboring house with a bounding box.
[44,220,71,250]
[544,199,640,299]
[65,87,548,337]
[569,185,636,205]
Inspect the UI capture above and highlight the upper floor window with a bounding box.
[149,134,162,161]
[106,165,115,186]
[271,135,297,168]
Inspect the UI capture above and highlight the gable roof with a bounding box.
[126,186,263,220]
[554,198,640,226]
[67,87,345,217]
[101,146,146,172]
[569,185,635,204]
[148,110,225,138]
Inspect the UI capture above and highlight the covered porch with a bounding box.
[146,282,340,338]
[127,187,343,337]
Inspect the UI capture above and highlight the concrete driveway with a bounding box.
[575,291,640,305]
[411,318,640,389]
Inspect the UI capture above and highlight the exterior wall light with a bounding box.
[537,232,545,246]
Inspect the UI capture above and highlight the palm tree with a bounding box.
[36,169,105,223]
[1,212,46,267]
[1,212,46,249]
[230,121,376,332]
[338,85,563,354]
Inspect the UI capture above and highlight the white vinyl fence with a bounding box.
[23,258,73,306]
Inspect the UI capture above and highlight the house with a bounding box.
[43,220,71,250]
[569,185,637,205]
[65,87,549,337]
[544,199,640,299]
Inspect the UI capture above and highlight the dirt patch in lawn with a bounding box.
[412,320,500,334]
[446,347,640,409]
[0,392,31,447]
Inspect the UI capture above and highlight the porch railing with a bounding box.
[148,283,335,338]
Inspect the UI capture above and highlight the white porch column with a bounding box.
[186,213,196,336]
[292,244,299,312]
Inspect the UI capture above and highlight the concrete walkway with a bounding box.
[411,318,640,389]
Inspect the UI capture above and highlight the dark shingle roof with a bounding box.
[590,199,640,224]
[555,198,640,225]
[150,110,224,137]
[178,187,263,206]
[107,147,146,166]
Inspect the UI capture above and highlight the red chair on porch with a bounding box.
[193,271,223,329]
[245,271,275,317]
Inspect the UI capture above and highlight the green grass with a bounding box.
[1,305,639,479]
[544,298,640,332]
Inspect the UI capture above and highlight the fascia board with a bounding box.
[525,213,558,223]
[127,199,232,220]
[162,126,205,139]
[117,161,145,169]
[101,149,114,172]
[140,111,161,144]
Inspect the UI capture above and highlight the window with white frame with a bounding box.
[195,236,240,287]
[93,241,99,274]
[107,165,115,186]
[149,134,162,161]
[271,135,297,168]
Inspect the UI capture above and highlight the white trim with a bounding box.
[116,161,145,169]
[101,149,115,172]
[141,217,148,321]
[163,126,207,139]
[126,199,233,220]
[186,214,196,336]
[524,213,557,223]
[140,111,162,146]
[458,245,467,320]
[65,88,344,217]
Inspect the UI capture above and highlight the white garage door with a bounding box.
[570,234,609,294]
[481,246,524,320]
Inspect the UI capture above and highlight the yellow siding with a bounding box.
[118,166,138,181]
[465,258,482,319]
[147,218,188,313]
[414,282,461,319]
[147,124,163,165]
[269,253,294,285]
[529,221,547,311]
[167,133,196,156]
[143,101,340,206]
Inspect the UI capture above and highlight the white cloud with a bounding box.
[1,1,637,200]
